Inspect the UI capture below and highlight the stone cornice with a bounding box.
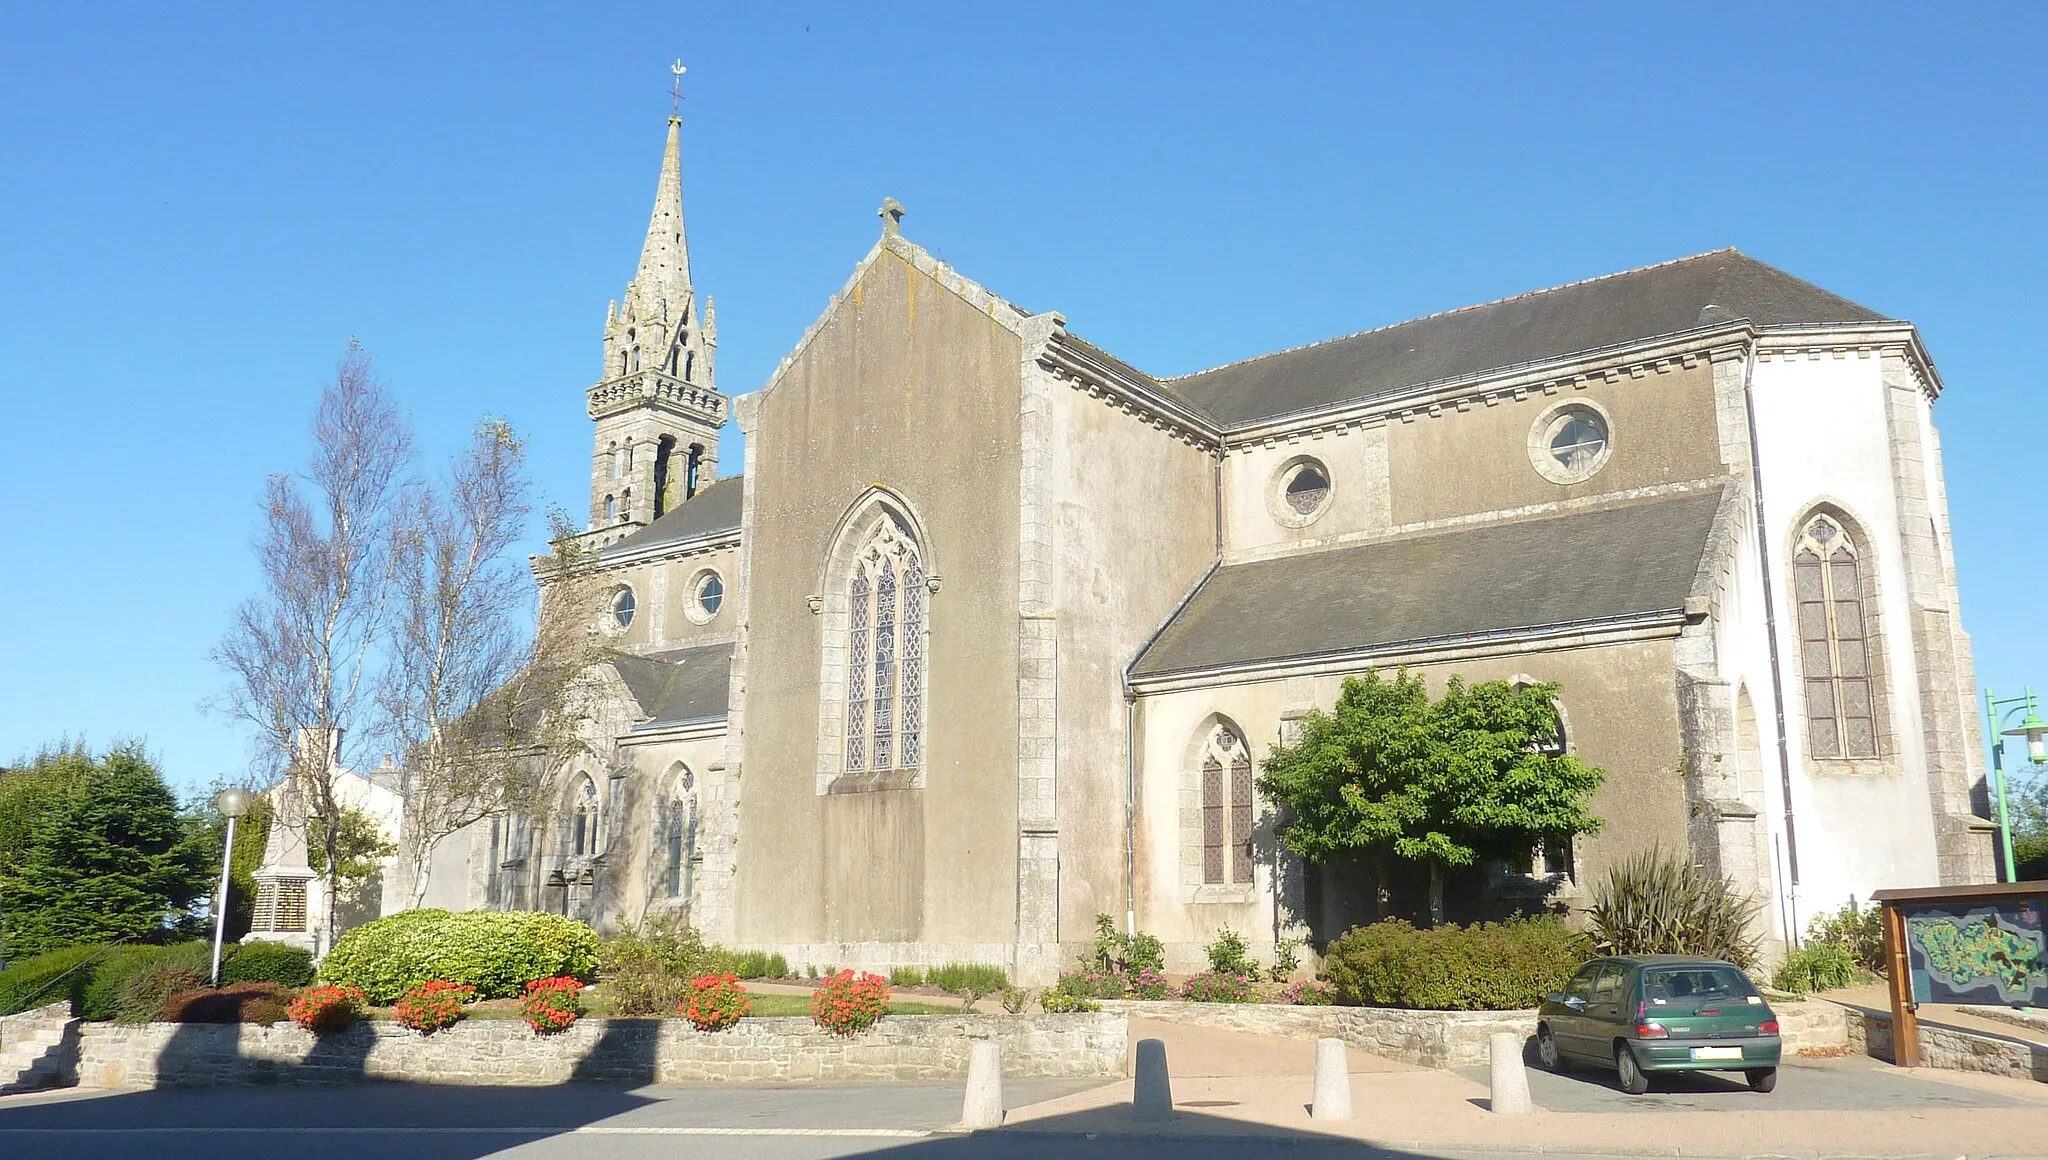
[1128,609,1686,695]
[1753,322,1942,401]
[619,717,728,746]
[530,529,740,584]
[1038,333,1223,448]
[587,367,728,423]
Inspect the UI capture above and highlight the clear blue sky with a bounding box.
[2,3,2043,794]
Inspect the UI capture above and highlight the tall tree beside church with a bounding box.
[1257,669,1607,926]
[380,423,604,907]
[0,746,211,959]
[210,343,413,952]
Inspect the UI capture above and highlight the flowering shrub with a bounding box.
[1282,980,1336,1006]
[809,969,889,1035]
[681,973,751,1031]
[288,984,365,1034]
[1124,967,1172,1000]
[164,983,291,1025]
[1181,971,1260,1003]
[395,980,475,1034]
[1039,989,1100,1014]
[520,976,586,1034]
[1053,970,1128,1000]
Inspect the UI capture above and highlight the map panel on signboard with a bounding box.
[1902,897,2048,1007]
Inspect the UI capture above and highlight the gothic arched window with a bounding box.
[570,776,600,857]
[660,765,697,901]
[838,513,928,778]
[1199,726,1255,885]
[1793,513,1881,760]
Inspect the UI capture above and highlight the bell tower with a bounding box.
[587,92,723,535]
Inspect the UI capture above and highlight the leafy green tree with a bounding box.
[0,746,212,959]
[1257,670,1606,926]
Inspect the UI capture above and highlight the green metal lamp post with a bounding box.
[1983,687,2048,883]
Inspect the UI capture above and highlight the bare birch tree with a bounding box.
[209,343,412,951]
[381,425,605,907]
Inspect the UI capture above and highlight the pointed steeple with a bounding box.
[628,117,692,319]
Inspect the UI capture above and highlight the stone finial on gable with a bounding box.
[879,197,906,237]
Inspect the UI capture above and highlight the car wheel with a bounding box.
[1745,1067,1777,1093]
[1537,1026,1565,1072]
[1615,1043,1650,1095]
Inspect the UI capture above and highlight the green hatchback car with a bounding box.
[1536,955,1782,1094]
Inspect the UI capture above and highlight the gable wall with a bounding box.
[732,248,1026,951]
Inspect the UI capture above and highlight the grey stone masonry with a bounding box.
[72,1012,1126,1090]
[1844,1004,2046,1083]
[0,1002,79,1092]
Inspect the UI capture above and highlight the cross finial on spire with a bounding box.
[670,59,686,118]
[879,197,905,237]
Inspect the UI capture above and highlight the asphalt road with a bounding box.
[0,1080,1735,1160]
[1455,1052,2041,1114]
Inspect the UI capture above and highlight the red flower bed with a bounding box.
[394,980,476,1034]
[681,973,751,1031]
[809,969,890,1036]
[519,976,585,1034]
[288,985,365,1034]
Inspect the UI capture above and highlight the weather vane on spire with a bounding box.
[670,59,686,117]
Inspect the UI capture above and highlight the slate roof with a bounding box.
[611,641,735,727]
[601,475,744,558]
[1131,488,1727,679]
[1127,250,1885,429]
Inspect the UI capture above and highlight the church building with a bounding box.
[431,112,1996,980]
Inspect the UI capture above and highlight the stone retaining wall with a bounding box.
[1844,1005,2048,1082]
[1098,1001,1534,1068]
[1098,998,1850,1069]
[74,1013,1127,1090]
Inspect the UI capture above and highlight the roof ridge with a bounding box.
[1161,248,1742,383]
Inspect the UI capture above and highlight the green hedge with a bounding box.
[319,910,600,1004]
[81,943,213,1022]
[220,941,315,987]
[0,945,103,1015]
[1321,916,1590,1011]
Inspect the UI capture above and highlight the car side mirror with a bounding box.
[1545,992,1565,1005]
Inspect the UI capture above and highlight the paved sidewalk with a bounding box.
[998,1017,2048,1157]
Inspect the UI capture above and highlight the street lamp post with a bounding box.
[210,787,253,987]
[1983,687,2048,883]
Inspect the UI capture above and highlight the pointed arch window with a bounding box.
[571,776,601,857]
[838,514,929,779]
[659,765,697,902]
[1793,513,1880,760]
[1200,726,1255,885]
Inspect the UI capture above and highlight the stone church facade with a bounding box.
[422,115,1995,979]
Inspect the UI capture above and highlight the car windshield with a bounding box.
[1639,965,1758,1010]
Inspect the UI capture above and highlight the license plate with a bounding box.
[1690,1046,1743,1061]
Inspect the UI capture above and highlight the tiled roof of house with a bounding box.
[610,641,734,727]
[601,475,744,558]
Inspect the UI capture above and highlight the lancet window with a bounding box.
[1200,726,1255,885]
[1793,513,1881,760]
[841,517,928,777]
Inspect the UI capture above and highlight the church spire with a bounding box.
[628,115,692,319]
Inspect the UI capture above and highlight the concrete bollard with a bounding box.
[1310,1037,1352,1121]
[1488,1031,1533,1115]
[1132,1037,1173,1122]
[961,1040,1004,1129]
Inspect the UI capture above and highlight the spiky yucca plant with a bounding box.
[1587,849,1762,968]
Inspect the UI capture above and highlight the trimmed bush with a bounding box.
[221,941,315,988]
[890,966,925,987]
[1772,943,1861,995]
[723,950,789,980]
[319,910,599,1004]
[164,983,291,1026]
[1321,915,1589,1010]
[0,944,102,1015]
[1039,989,1099,1013]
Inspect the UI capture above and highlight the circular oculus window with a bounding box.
[608,586,637,631]
[687,570,725,623]
[1268,457,1334,527]
[1529,403,1612,484]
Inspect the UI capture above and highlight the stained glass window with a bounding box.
[840,517,928,778]
[1794,514,1879,760]
[847,572,870,772]
[1199,727,1256,886]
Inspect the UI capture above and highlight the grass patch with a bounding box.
[742,993,961,1018]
